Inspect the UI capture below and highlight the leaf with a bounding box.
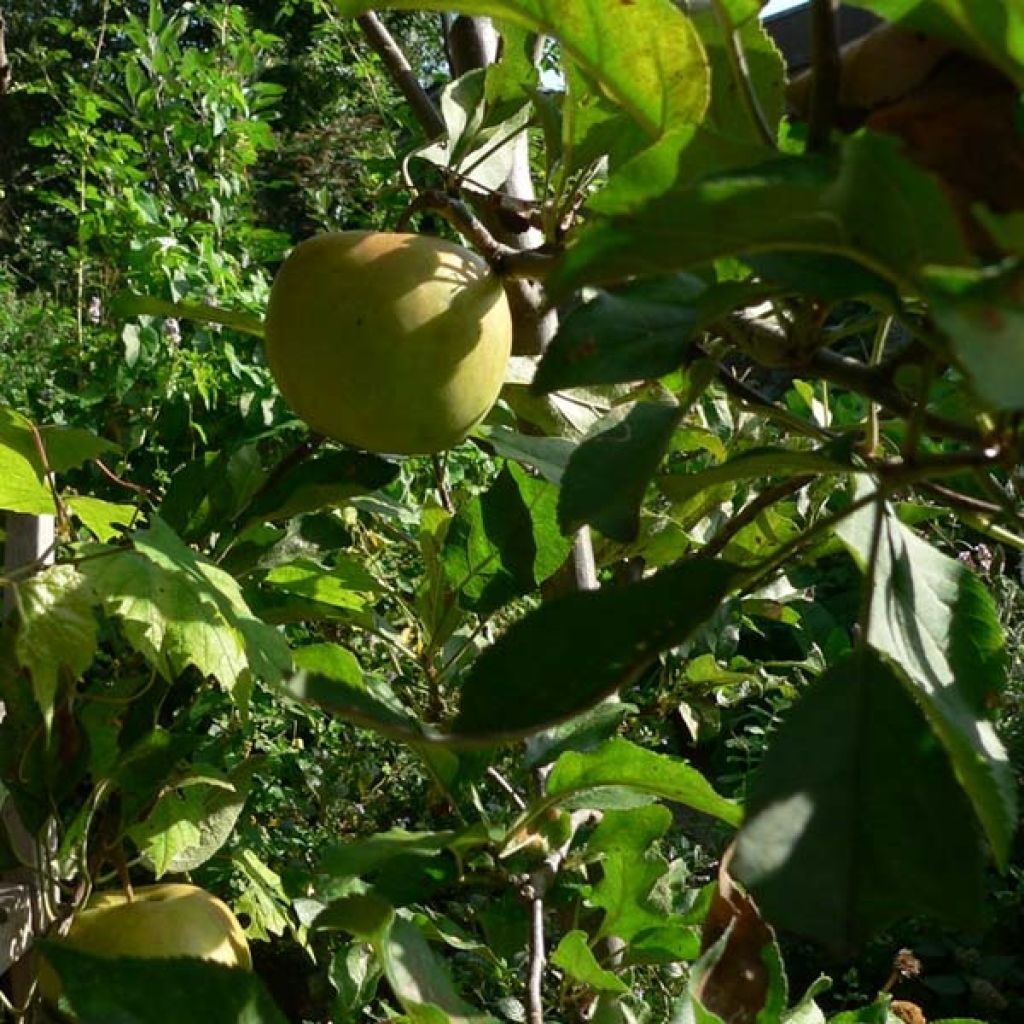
[552,132,972,296]
[0,426,54,515]
[286,643,423,741]
[316,895,497,1023]
[847,0,1024,88]
[474,424,575,483]
[552,930,629,993]
[80,517,292,709]
[924,262,1024,411]
[546,738,742,827]
[334,0,709,137]
[658,443,859,504]
[320,829,457,882]
[731,649,987,954]
[453,558,735,739]
[442,463,571,616]
[15,565,97,728]
[523,699,636,770]
[587,806,673,942]
[836,497,1017,864]
[40,945,287,1024]
[234,849,291,941]
[245,450,400,524]
[130,764,254,876]
[533,277,704,394]
[67,496,137,542]
[694,862,782,1024]
[691,0,786,143]
[109,292,265,337]
[559,403,683,542]
[161,446,266,541]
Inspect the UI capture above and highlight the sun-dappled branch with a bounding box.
[357,12,445,139]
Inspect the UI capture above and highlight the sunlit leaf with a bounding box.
[334,0,709,136]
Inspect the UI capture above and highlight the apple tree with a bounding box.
[0,1,1022,1023]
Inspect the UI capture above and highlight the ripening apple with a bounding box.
[39,884,251,1005]
[264,230,513,455]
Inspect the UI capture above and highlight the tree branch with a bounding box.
[807,0,842,152]
[357,11,445,140]
[0,9,11,96]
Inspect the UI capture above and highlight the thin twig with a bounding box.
[487,766,527,811]
[703,477,812,560]
[357,12,445,139]
[807,0,842,152]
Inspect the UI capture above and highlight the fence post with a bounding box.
[1,512,57,1006]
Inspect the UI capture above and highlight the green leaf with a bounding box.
[523,699,636,770]
[546,738,742,827]
[552,930,629,993]
[553,133,971,296]
[129,764,254,876]
[442,463,571,616]
[80,517,292,708]
[559,402,682,542]
[245,450,400,524]
[334,0,709,137]
[233,849,291,941]
[587,806,673,941]
[848,0,1024,87]
[67,496,137,542]
[286,643,424,741]
[924,262,1024,410]
[691,0,786,143]
[320,829,457,882]
[732,649,987,954]
[40,945,287,1024]
[316,896,497,1023]
[836,497,1017,864]
[658,442,859,504]
[533,277,704,393]
[474,424,575,483]
[161,446,266,541]
[15,565,98,728]
[0,421,55,515]
[109,292,265,337]
[453,558,736,739]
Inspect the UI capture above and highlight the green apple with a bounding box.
[264,230,513,455]
[39,884,251,1004]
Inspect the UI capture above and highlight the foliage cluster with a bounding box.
[0,2,1023,1024]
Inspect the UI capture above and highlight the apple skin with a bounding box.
[264,231,513,455]
[39,884,251,1004]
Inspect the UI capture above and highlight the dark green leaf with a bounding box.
[453,558,736,739]
[245,451,399,524]
[442,464,571,616]
[559,402,682,542]
[732,649,987,954]
[161,446,266,541]
[533,277,703,393]
[553,133,971,296]
[41,945,287,1024]
[924,261,1024,410]
[836,497,1017,864]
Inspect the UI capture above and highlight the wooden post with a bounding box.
[2,512,57,1006]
